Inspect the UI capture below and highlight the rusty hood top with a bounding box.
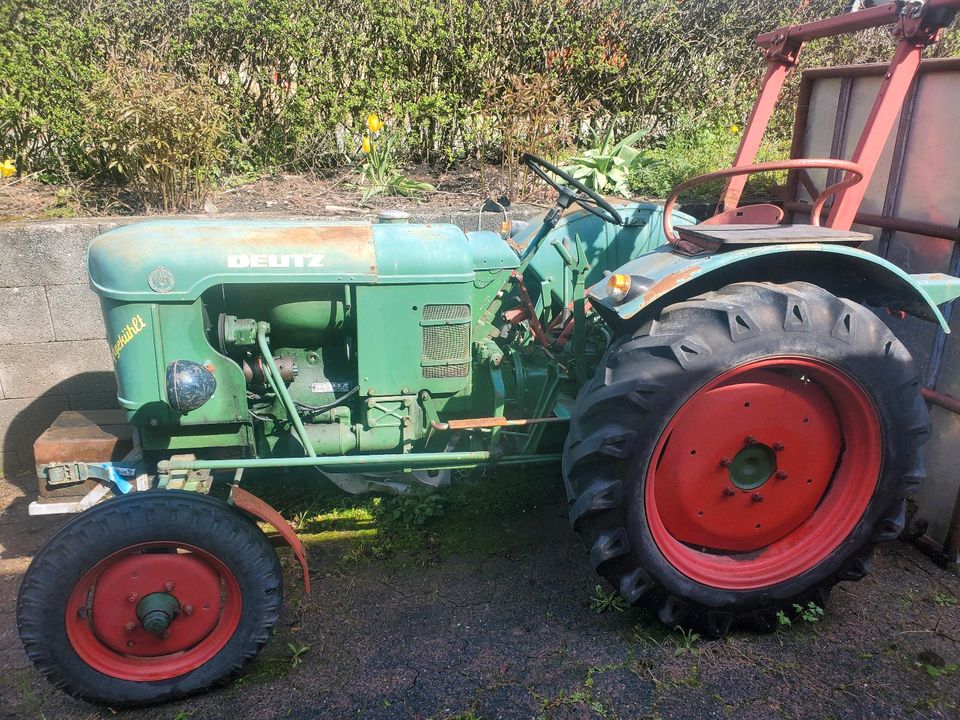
[88,218,478,301]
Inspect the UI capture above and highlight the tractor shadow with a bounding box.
[1,372,118,559]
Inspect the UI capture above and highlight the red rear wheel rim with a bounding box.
[645,357,882,590]
[66,542,242,681]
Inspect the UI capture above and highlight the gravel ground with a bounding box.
[1,468,958,720]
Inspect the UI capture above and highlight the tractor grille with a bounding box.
[421,305,470,379]
[422,304,470,322]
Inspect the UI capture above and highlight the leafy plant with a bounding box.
[561,127,652,197]
[933,592,958,607]
[288,642,311,667]
[671,626,701,656]
[589,584,628,614]
[85,58,228,211]
[359,113,434,201]
[373,494,446,529]
[777,601,824,627]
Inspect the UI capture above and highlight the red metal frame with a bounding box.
[689,1,960,238]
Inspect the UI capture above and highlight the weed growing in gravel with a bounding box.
[933,591,958,607]
[672,626,701,656]
[921,662,958,679]
[288,643,311,668]
[15,676,46,720]
[589,585,629,614]
[777,601,824,627]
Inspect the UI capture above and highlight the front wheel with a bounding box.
[563,282,929,634]
[17,491,283,707]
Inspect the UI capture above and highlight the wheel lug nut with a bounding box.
[127,593,139,603]
[720,457,731,469]
[773,442,784,452]
[161,630,169,640]
[125,621,137,632]
[752,493,764,502]
[164,581,175,592]
[776,471,788,480]
[183,604,194,616]
[744,435,756,445]
[127,640,135,647]
[723,487,736,497]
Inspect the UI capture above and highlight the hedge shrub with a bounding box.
[1,0,957,204]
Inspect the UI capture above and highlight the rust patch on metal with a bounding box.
[239,224,373,249]
[231,485,311,593]
[642,266,700,304]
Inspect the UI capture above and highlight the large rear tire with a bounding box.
[563,282,929,635]
[17,491,283,707]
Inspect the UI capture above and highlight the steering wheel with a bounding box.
[521,153,624,226]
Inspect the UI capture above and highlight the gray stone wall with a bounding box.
[0,218,123,472]
[0,210,536,472]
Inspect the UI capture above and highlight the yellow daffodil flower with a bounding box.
[366,113,384,133]
[0,158,15,177]
[361,136,372,154]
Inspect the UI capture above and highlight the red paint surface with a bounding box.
[645,358,882,590]
[66,542,242,681]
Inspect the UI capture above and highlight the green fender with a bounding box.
[589,242,960,332]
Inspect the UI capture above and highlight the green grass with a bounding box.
[242,465,565,563]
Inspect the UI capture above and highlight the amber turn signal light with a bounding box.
[607,273,632,303]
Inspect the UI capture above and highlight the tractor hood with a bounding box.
[88,218,477,301]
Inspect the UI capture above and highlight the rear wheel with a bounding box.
[18,491,282,706]
[563,282,929,634]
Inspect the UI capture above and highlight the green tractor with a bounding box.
[17,1,960,707]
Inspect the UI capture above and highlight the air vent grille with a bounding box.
[421,304,471,380]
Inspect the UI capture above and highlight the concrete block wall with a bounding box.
[0,218,124,472]
[0,209,537,473]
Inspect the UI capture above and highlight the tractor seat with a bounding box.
[674,223,872,254]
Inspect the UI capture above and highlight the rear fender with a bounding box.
[590,243,959,332]
[230,485,310,593]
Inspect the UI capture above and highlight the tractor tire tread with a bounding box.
[563,282,929,635]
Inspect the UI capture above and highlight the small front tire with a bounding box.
[17,491,283,707]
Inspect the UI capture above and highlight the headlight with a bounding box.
[165,360,217,413]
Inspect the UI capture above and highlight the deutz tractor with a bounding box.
[16,0,960,707]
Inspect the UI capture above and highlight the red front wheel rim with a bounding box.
[66,542,242,681]
[645,357,882,590]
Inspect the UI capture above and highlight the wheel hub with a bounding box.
[729,443,776,490]
[136,592,180,635]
